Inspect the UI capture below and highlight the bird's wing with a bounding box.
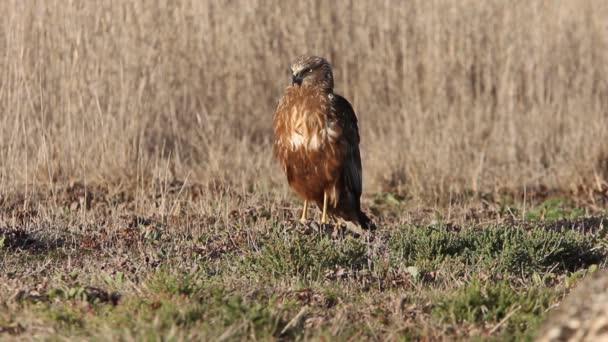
[334,94,362,198]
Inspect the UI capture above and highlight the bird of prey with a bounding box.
[272,55,373,230]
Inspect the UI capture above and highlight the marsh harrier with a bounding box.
[273,55,373,229]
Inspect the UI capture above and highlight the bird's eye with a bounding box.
[307,68,313,74]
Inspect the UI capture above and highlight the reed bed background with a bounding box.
[1,0,607,203]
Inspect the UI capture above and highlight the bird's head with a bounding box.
[289,55,334,90]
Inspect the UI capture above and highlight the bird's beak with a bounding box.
[292,74,303,86]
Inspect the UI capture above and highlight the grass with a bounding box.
[1,184,607,340]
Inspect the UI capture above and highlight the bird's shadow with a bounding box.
[280,220,372,239]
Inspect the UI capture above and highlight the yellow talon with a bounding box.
[321,192,328,224]
[299,200,308,222]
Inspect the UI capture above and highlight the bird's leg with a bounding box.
[321,192,328,224]
[299,200,308,222]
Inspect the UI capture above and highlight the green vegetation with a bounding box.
[390,223,601,274]
[2,200,606,340]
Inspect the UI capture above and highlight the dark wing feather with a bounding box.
[333,94,362,198]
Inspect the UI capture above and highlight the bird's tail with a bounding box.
[357,210,376,230]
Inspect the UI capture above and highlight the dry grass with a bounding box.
[1,0,608,204]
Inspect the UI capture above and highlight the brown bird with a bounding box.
[273,55,373,229]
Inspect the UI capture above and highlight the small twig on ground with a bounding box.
[281,306,309,335]
[489,305,521,335]
[344,221,367,237]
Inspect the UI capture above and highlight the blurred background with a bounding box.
[1,0,607,204]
